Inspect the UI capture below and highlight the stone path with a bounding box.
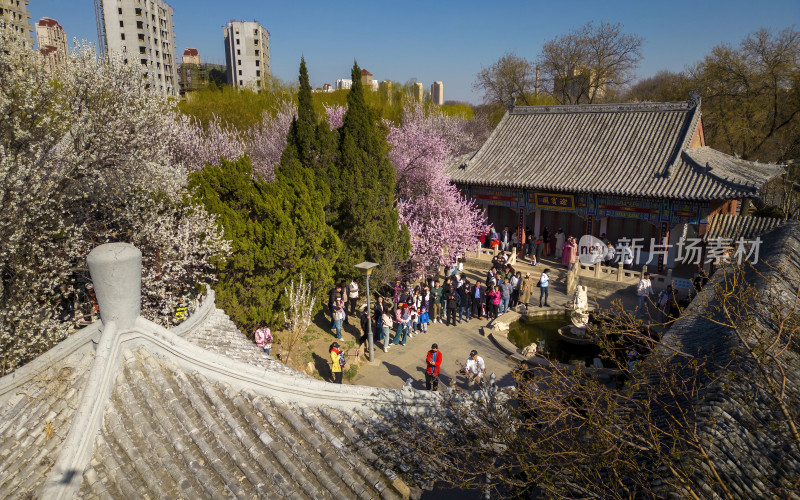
[349,255,647,391]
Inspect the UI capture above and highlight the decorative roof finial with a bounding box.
[688,90,702,108]
[507,95,516,111]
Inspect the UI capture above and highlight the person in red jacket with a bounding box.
[425,344,443,391]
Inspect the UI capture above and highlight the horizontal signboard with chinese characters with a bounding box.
[530,192,575,211]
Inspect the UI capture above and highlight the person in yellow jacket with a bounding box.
[330,342,344,384]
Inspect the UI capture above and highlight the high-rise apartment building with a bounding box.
[413,82,423,102]
[0,0,34,47]
[431,81,444,106]
[335,79,352,90]
[99,0,179,96]
[36,17,68,74]
[223,20,270,90]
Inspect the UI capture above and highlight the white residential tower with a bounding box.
[223,20,270,90]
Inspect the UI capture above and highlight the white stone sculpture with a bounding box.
[570,285,589,329]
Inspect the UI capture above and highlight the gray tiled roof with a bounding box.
[658,221,800,497]
[703,213,786,242]
[447,101,783,200]
[0,294,441,499]
[0,350,93,498]
[684,147,785,188]
[81,348,413,499]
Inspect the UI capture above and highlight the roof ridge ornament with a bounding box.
[507,95,516,112]
[688,90,702,109]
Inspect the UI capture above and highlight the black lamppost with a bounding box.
[354,261,379,362]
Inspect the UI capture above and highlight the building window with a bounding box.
[255,60,259,67]
[118,7,122,14]
[136,21,143,29]
[236,38,240,45]
[238,70,242,76]
[139,46,146,54]
[135,8,141,16]
[237,60,241,66]
[255,50,259,56]
[256,70,260,77]
[254,29,258,36]
[237,49,240,55]
[120,21,124,27]
[121,33,125,40]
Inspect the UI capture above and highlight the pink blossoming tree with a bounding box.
[387,103,487,275]
[323,104,346,130]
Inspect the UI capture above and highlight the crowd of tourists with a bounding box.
[480,224,640,271]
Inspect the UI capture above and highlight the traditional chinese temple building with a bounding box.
[447,97,784,271]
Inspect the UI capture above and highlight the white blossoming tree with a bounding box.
[281,275,316,366]
[0,30,229,374]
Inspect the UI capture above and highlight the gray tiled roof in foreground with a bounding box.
[658,221,800,497]
[0,243,453,500]
[447,101,784,200]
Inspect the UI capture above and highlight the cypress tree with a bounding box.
[190,153,340,331]
[331,61,410,281]
[283,58,338,220]
[285,56,315,168]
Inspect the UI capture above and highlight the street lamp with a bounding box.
[354,261,379,362]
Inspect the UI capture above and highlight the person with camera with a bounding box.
[465,350,486,387]
[329,342,345,384]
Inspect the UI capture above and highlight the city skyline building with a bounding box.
[431,81,443,105]
[178,47,225,95]
[0,0,34,47]
[223,20,270,90]
[413,82,423,102]
[335,78,352,90]
[360,68,373,87]
[99,0,179,96]
[182,46,200,64]
[36,17,68,74]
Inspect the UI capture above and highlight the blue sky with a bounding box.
[29,0,799,103]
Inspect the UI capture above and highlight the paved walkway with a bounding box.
[349,255,646,391]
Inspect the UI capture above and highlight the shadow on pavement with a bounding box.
[414,366,454,389]
[382,361,427,389]
[312,352,332,383]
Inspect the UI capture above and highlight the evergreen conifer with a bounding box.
[331,61,410,281]
[190,155,340,331]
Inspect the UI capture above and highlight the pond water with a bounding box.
[507,316,604,367]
